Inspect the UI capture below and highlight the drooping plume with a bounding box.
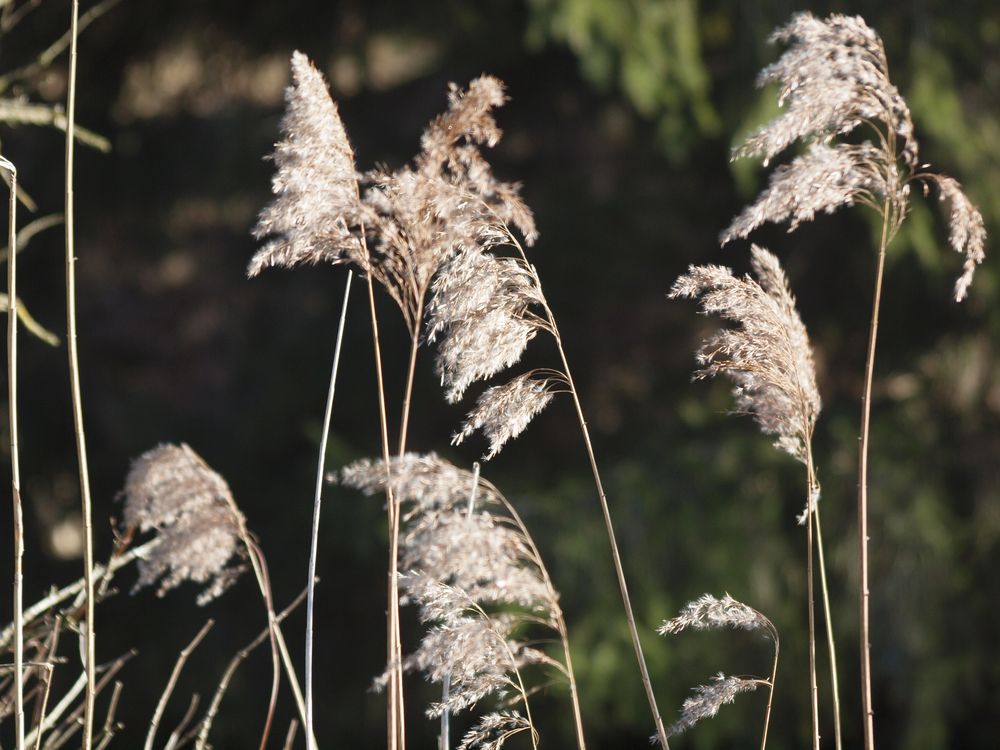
[667,674,761,737]
[123,443,246,605]
[340,454,567,732]
[658,593,774,636]
[658,594,776,741]
[670,245,820,465]
[725,12,986,300]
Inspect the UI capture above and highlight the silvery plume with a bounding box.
[723,12,985,302]
[658,594,776,741]
[249,52,560,458]
[341,455,566,737]
[670,245,820,469]
[250,53,536,332]
[122,443,246,605]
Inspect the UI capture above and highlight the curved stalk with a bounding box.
[63,3,97,747]
[859,198,891,750]
[550,324,668,746]
[305,269,353,750]
[511,240,666,745]
[2,154,24,750]
[814,503,842,750]
[759,630,780,750]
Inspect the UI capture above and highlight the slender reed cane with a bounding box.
[63,3,97,747]
[2,154,24,750]
[859,192,892,750]
[814,504,842,750]
[512,240,668,746]
[305,270,353,750]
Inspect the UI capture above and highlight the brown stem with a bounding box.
[814,503,843,750]
[145,620,214,750]
[859,204,890,750]
[363,268,403,750]
[551,334,668,746]
[760,632,779,750]
[512,241,666,745]
[806,461,820,750]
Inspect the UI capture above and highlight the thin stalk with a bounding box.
[859,197,892,750]
[551,333,667,746]
[305,269,353,750]
[489,477,587,750]
[2,154,23,750]
[362,267,402,750]
[194,589,307,750]
[513,242,666,745]
[759,633,780,750]
[145,620,214,750]
[814,503,842,750]
[386,308,424,750]
[805,460,820,750]
[63,3,96,747]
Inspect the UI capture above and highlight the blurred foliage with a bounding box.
[0,0,996,748]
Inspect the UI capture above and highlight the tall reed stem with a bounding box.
[512,240,666,744]
[362,266,403,750]
[305,270,353,750]
[384,308,425,750]
[859,196,891,750]
[814,503,842,750]
[3,154,24,750]
[63,3,96,746]
[539,302,668,746]
[805,457,820,750]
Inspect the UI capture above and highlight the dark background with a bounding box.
[1,1,998,748]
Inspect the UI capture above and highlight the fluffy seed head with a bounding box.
[666,674,761,738]
[250,52,363,277]
[670,245,821,465]
[658,593,774,638]
[123,444,245,605]
[737,12,916,167]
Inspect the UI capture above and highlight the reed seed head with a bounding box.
[670,245,821,465]
[123,443,245,605]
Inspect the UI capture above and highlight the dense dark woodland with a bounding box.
[0,1,997,747]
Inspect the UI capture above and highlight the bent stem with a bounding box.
[814,503,842,750]
[2,154,24,750]
[305,269,353,750]
[513,243,667,746]
[760,627,780,750]
[64,3,97,747]
[145,620,214,750]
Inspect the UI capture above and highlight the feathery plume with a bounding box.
[932,176,987,302]
[428,248,547,403]
[658,594,774,637]
[452,373,558,459]
[666,674,761,738]
[721,143,888,243]
[737,12,915,167]
[728,12,986,300]
[249,51,363,277]
[341,455,563,731]
[458,711,532,750]
[669,245,820,465]
[123,444,245,605]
